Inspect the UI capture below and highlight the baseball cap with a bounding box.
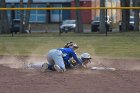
[64,42,79,48]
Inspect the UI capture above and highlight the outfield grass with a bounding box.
[0,31,140,59]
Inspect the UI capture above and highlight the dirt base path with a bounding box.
[0,56,140,93]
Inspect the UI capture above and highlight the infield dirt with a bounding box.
[0,56,140,93]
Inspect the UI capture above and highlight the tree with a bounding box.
[74,0,83,33]
[99,0,106,33]
[11,4,15,20]
[0,0,10,34]
[120,0,130,31]
[133,0,139,31]
[24,0,32,33]
[0,0,2,33]
[19,0,25,33]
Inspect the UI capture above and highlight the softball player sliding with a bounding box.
[27,52,92,72]
[27,42,92,73]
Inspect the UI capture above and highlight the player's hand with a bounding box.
[82,63,87,68]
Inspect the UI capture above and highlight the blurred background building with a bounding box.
[6,0,121,24]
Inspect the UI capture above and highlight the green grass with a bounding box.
[0,31,140,59]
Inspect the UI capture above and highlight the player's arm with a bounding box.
[71,51,82,65]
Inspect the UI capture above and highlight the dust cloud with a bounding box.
[0,56,24,69]
[0,55,140,71]
[0,55,46,69]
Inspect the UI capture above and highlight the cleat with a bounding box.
[41,63,48,72]
[54,65,64,72]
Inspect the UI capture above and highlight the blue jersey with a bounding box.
[58,48,82,65]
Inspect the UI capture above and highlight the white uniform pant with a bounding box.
[47,49,65,70]
[28,62,44,69]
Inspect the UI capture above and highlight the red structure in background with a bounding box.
[71,0,92,24]
[71,0,121,24]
